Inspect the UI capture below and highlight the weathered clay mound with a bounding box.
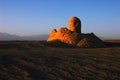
[47,27,79,45]
[47,16,105,48]
[77,33,105,47]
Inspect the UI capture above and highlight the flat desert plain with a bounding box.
[0,41,120,80]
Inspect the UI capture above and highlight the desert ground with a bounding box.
[0,41,120,80]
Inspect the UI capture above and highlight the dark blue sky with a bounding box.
[0,0,120,39]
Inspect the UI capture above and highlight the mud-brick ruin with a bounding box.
[47,17,105,47]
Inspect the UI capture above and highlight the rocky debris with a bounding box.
[47,16,105,48]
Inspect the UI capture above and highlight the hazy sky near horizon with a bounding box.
[0,0,120,39]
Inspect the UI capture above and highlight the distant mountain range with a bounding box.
[0,32,49,41]
[0,32,119,41]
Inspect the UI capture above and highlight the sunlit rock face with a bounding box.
[47,16,105,47]
[47,27,79,44]
[68,17,81,34]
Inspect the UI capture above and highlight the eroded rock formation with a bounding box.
[68,16,81,34]
[47,16,105,47]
